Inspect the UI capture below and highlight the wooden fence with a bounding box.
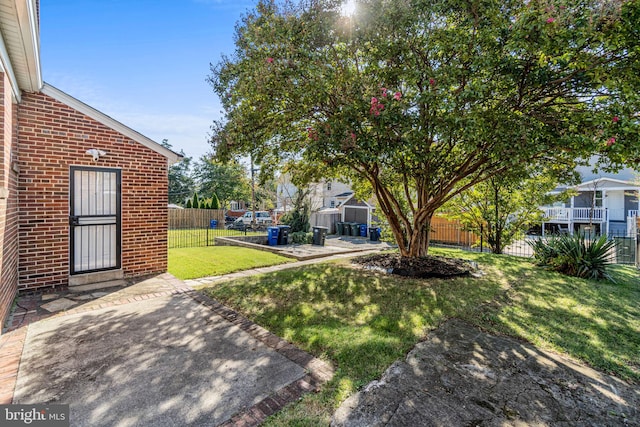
[430,216,480,247]
[168,208,225,229]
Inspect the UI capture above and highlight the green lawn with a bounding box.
[168,246,292,280]
[199,248,639,426]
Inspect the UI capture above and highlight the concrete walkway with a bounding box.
[0,269,338,426]
[332,319,640,426]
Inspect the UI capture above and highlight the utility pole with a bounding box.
[250,156,256,228]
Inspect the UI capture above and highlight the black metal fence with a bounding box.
[168,209,267,249]
[429,222,638,266]
[169,210,638,266]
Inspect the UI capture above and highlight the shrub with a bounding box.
[528,234,617,280]
[211,193,220,209]
[290,231,313,244]
[281,211,310,233]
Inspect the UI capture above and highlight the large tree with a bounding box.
[210,0,640,257]
[444,171,568,254]
[162,139,195,205]
[193,157,252,208]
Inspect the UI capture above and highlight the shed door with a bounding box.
[70,167,121,274]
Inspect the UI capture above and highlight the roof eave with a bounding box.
[21,0,43,91]
[0,0,43,100]
[575,177,639,191]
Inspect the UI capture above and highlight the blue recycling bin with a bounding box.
[359,224,367,237]
[369,227,381,241]
[210,219,218,229]
[267,227,280,246]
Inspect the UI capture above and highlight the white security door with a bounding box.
[70,167,121,274]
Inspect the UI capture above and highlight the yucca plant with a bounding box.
[528,238,558,266]
[528,233,617,280]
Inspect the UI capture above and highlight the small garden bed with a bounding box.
[353,253,476,278]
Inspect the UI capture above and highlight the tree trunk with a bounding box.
[494,228,503,254]
[407,212,433,258]
[368,173,434,258]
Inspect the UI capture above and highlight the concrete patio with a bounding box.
[1,273,334,426]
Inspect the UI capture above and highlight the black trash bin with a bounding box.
[277,225,291,245]
[336,222,344,235]
[350,223,360,236]
[312,226,328,246]
[369,227,380,241]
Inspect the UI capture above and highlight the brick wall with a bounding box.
[0,73,19,326]
[17,91,169,291]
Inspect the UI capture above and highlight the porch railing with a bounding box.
[542,207,606,222]
[542,208,570,221]
[573,207,605,221]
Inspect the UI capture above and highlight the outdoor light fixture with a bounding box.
[86,148,107,162]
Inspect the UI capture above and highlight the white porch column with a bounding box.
[603,189,608,235]
[569,196,575,235]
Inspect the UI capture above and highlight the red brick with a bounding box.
[13,90,169,295]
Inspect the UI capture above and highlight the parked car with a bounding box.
[227,211,273,229]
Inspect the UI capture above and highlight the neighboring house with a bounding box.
[540,177,639,236]
[308,179,353,211]
[276,175,377,231]
[0,0,181,329]
[275,173,298,214]
[228,200,246,211]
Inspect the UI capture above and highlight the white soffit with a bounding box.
[0,0,42,98]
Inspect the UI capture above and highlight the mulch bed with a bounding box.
[353,253,475,279]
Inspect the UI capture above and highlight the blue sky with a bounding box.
[40,0,257,161]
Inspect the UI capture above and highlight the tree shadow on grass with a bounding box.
[204,259,640,425]
[471,268,640,383]
[204,263,505,402]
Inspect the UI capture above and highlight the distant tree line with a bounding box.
[163,139,268,209]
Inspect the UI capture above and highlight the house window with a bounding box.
[327,181,332,191]
[594,191,603,207]
[330,200,335,208]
